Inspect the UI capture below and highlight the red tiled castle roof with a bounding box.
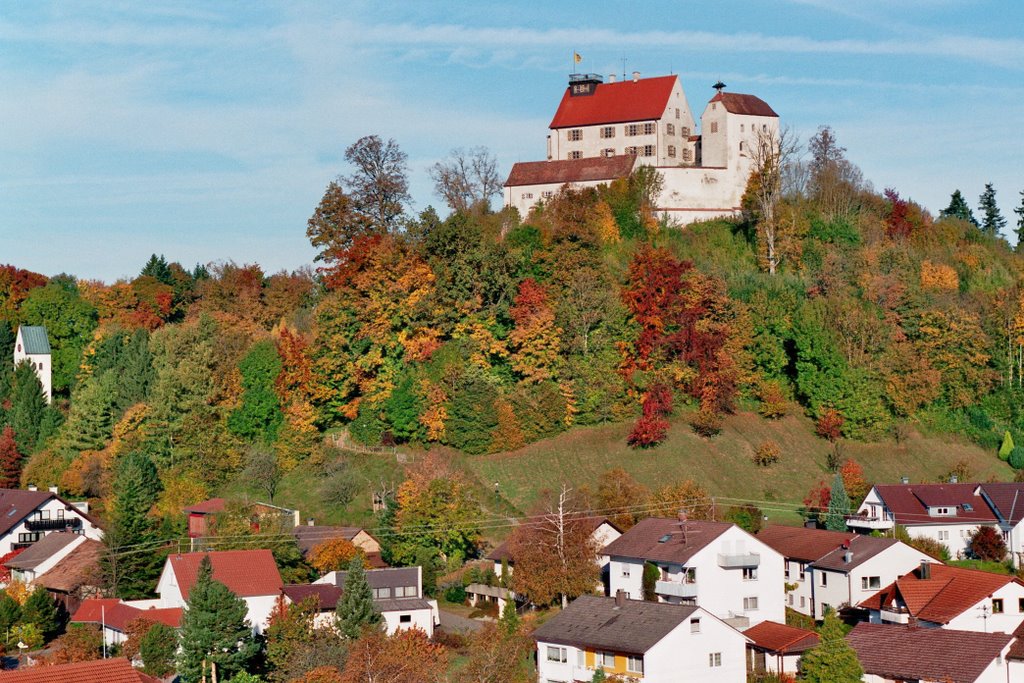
[549,75,678,129]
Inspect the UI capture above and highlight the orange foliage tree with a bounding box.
[339,627,448,683]
[308,538,366,574]
[508,278,562,384]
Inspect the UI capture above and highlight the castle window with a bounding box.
[675,108,680,119]
[712,103,717,110]
[739,141,745,152]
[668,145,676,158]
[666,124,675,136]
[522,193,533,199]
[681,127,690,136]
[16,345,20,353]
[625,146,639,155]
[682,149,692,162]
[542,191,553,199]
[710,122,719,134]
[643,122,656,135]
[569,151,582,160]
[568,129,583,141]
[626,124,641,137]
[600,126,615,139]
[642,145,655,157]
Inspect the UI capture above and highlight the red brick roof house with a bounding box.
[0,658,159,683]
[71,597,182,647]
[0,488,102,560]
[743,620,818,676]
[155,549,283,633]
[860,562,1024,634]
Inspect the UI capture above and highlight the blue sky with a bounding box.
[2,1,1023,281]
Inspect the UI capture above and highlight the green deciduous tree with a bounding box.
[799,610,863,683]
[19,281,98,395]
[228,340,283,443]
[1000,431,1015,461]
[21,586,61,641]
[334,555,382,639]
[177,555,259,683]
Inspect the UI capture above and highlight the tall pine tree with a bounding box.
[978,182,1007,237]
[334,555,382,638]
[101,452,164,598]
[1014,189,1024,251]
[799,610,863,682]
[177,556,259,682]
[825,472,851,531]
[8,361,46,454]
[939,189,978,225]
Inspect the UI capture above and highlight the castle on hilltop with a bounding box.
[503,71,779,223]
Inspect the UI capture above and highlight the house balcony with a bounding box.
[25,517,81,532]
[880,608,910,624]
[846,514,894,531]
[718,552,760,568]
[11,542,34,551]
[655,580,698,598]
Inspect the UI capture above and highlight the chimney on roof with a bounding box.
[608,73,616,83]
[949,475,958,484]
[27,484,37,492]
[919,560,931,580]
[901,476,910,485]
[615,589,626,608]
[307,518,315,527]
[632,71,640,83]
[844,550,853,563]
[48,485,58,495]
[804,518,817,529]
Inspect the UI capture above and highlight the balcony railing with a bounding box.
[11,542,34,550]
[655,580,698,598]
[25,517,81,532]
[880,608,910,624]
[845,514,894,530]
[718,552,760,568]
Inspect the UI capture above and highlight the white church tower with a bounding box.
[13,326,52,403]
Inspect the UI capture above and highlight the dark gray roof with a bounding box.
[17,326,51,355]
[5,531,80,570]
[333,566,420,593]
[532,594,698,655]
[811,535,900,572]
[602,518,733,565]
[293,525,368,553]
[375,598,432,612]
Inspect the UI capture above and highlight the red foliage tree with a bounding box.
[815,408,844,442]
[803,479,831,524]
[0,547,26,584]
[969,525,1007,562]
[628,383,674,448]
[839,459,869,506]
[0,265,47,322]
[0,426,23,489]
[884,188,913,239]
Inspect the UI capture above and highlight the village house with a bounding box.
[846,622,1024,683]
[0,657,161,682]
[757,524,936,619]
[71,597,182,647]
[603,517,785,628]
[293,521,387,568]
[154,549,282,633]
[4,531,104,613]
[184,497,300,547]
[742,620,818,677]
[308,566,438,636]
[12,325,51,404]
[533,592,750,683]
[504,72,779,224]
[860,562,1024,634]
[0,487,102,559]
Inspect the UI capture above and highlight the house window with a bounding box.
[602,148,615,157]
[641,145,655,157]
[546,646,567,663]
[56,509,64,520]
[542,191,553,199]
[568,129,583,142]
[743,567,758,581]
[744,597,759,611]
[667,145,676,158]
[710,122,719,133]
[395,586,417,597]
[684,568,697,584]
[938,531,949,541]
[993,599,1005,614]
[709,653,722,667]
[577,650,585,667]
[1019,598,1024,612]
[373,587,392,599]
[626,655,643,674]
[600,126,615,139]
[690,618,701,633]
[626,124,641,137]
[740,124,745,132]
[820,573,827,587]
[666,123,675,136]
[799,564,806,581]
[39,510,50,520]
[399,614,411,623]
[16,345,20,352]
[596,652,615,668]
[800,596,806,608]
[522,193,533,200]
[568,151,582,160]
[625,146,638,155]
[739,141,745,152]
[621,565,631,578]
[861,576,881,590]
[788,594,794,605]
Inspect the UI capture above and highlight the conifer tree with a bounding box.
[978,183,1007,237]
[177,556,258,683]
[0,321,13,405]
[1014,189,1024,250]
[939,189,978,225]
[0,426,23,489]
[1000,431,1016,461]
[140,254,174,286]
[499,598,520,636]
[799,610,863,683]
[0,591,21,635]
[102,452,164,598]
[8,361,46,454]
[334,555,382,638]
[21,586,60,641]
[825,472,851,531]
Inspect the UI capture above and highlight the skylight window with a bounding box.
[963,503,974,511]
[658,534,672,543]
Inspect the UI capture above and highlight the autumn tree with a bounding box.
[0,426,23,489]
[594,468,649,530]
[1014,189,1024,249]
[265,595,318,680]
[884,188,913,239]
[825,473,850,531]
[743,125,800,274]
[838,459,869,507]
[340,627,448,683]
[803,480,831,526]
[507,486,599,607]
[430,147,502,214]
[242,445,283,503]
[508,279,562,384]
[345,135,410,232]
[388,469,481,567]
[978,182,1006,237]
[46,625,102,664]
[309,538,364,574]
[806,125,864,220]
[646,480,715,520]
[627,384,672,448]
[454,621,532,683]
[335,555,382,639]
[969,525,1007,562]
[798,610,863,683]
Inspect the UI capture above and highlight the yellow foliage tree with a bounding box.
[308,538,367,574]
[920,260,959,291]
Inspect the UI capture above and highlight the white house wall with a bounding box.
[381,606,434,637]
[943,582,1024,634]
[0,498,102,556]
[811,546,936,619]
[642,611,747,683]
[13,329,51,404]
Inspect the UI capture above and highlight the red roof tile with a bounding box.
[602,518,734,565]
[504,155,637,188]
[168,549,282,598]
[756,525,857,563]
[549,75,678,129]
[979,483,1024,525]
[71,598,182,631]
[874,484,997,525]
[709,92,778,117]
[0,658,158,683]
[846,623,1012,683]
[743,620,819,654]
[183,497,226,514]
[860,563,1019,624]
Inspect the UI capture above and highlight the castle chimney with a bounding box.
[615,589,626,607]
[608,73,617,83]
[632,71,640,83]
[919,561,931,580]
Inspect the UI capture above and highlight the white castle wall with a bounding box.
[655,166,745,224]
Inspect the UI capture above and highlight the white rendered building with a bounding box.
[603,518,785,628]
[311,566,439,636]
[533,593,750,683]
[0,487,102,559]
[13,325,51,403]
